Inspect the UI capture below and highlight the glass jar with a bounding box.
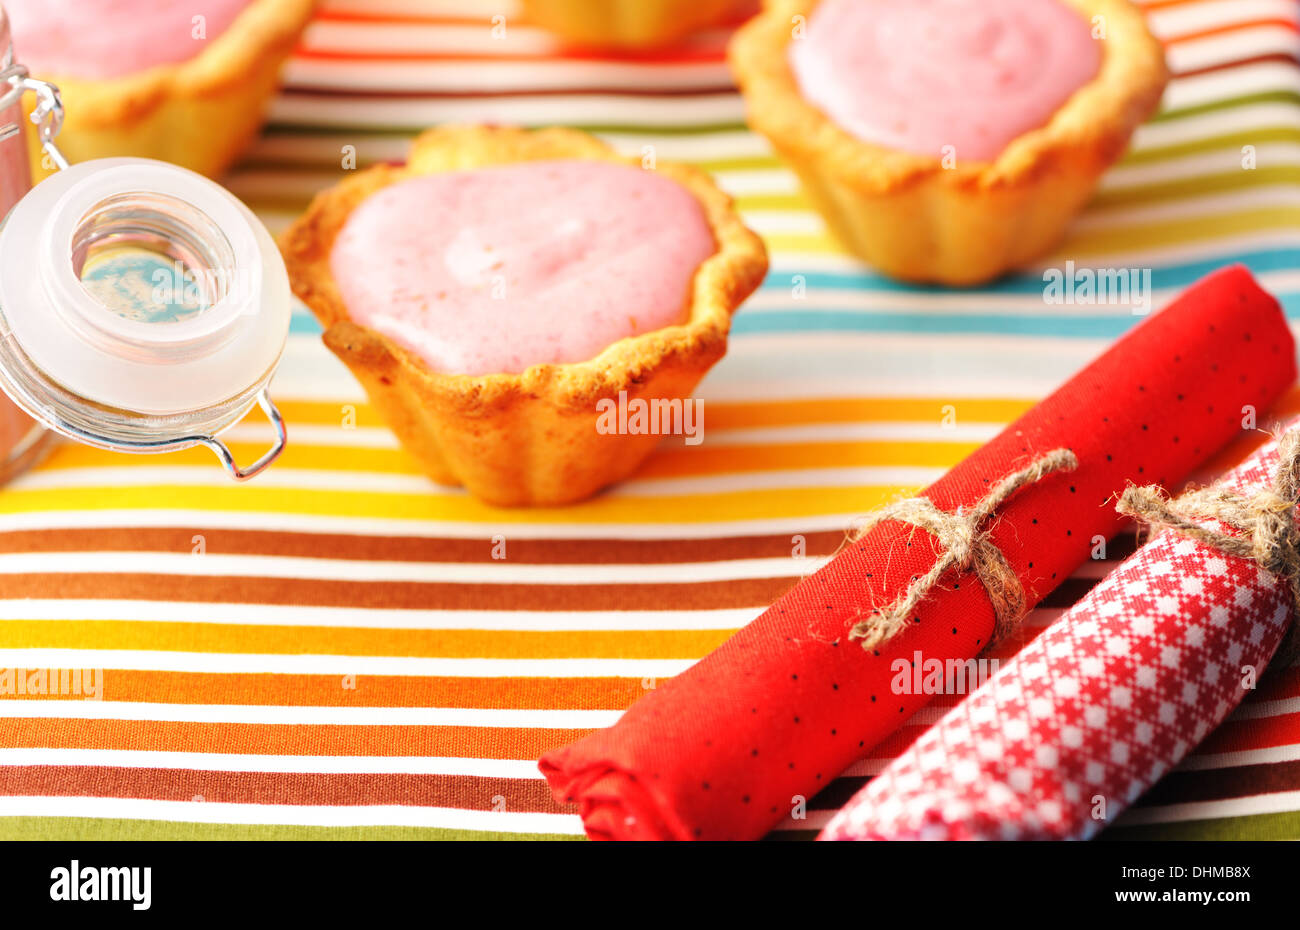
[0,6,56,482]
[0,8,289,481]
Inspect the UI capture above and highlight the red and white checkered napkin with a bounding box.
[819,426,1298,841]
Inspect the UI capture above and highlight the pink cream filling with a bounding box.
[329,160,716,377]
[5,0,255,79]
[788,0,1102,162]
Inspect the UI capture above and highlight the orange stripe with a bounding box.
[6,670,651,710]
[0,766,564,811]
[0,620,737,660]
[0,718,588,758]
[1164,17,1300,44]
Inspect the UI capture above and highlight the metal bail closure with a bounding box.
[199,390,287,481]
[0,158,291,480]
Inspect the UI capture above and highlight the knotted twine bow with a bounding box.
[1117,429,1300,666]
[848,448,1079,650]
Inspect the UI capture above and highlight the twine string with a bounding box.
[848,448,1079,650]
[1116,429,1300,664]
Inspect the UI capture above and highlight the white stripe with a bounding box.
[222,423,399,448]
[1177,742,1300,772]
[10,466,460,495]
[9,464,941,498]
[769,809,831,831]
[268,336,360,402]
[1162,61,1300,113]
[1102,144,1300,192]
[1147,0,1299,39]
[596,129,773,161]
[0,748,546,777]
[247,132,414,166]
[1116,789,1300,826]
[0,549,827,584]
[712,169,801,196]
[0,701,621,728]
[1229,693,1300,721]
[1044,228,1300,269]
[0,650,694,677]
[0,795,587,833]
[737,209,825,235]
[1165,24,1299,75]
[704,331,1105,400]
[702,421,1002,445]
[613,467,940,497]
[1078,186,1300,233]
[1130,101,1300,151]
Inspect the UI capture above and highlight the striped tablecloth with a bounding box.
[3,0,1300,841]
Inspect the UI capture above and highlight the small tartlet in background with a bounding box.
[21,0,317,180]
[728,0,1169,285]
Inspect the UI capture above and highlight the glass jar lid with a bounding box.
[0,157,290,479]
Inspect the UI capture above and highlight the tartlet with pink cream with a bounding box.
[5,0,316,179]
[729,0,1169,284]
[280,125,768,506]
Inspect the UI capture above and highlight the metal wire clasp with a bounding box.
[0,64,68,170]
[197,390,287,481]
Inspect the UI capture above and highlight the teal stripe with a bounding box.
[290,292,1300,341]
[288,245,1300,339]
[730,293,1300,340]
[766,248,1300,295]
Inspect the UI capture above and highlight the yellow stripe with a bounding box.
[0,485,910,523]
[41,442,422,476]
[758,208,1300,258]
[38,437,977,478]
[269,397,1035,430]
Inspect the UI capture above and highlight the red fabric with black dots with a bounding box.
[819,420,1299,841]
[539,265,1297,841]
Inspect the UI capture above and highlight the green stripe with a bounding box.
[239,154,782,177]
[0,817,583,841]
[1103,810,1300,841]
[1150,90,1300,124]
[1121,126,1300,166]
[1065,206,1300,256]
[264,120,752,137]
[239,165,1297,217]
[261,91,1300,140]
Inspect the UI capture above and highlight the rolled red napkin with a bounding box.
[820,421,1300,841]
[541,265,1297,840]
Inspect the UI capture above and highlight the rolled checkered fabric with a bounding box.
[820,422,1299,841]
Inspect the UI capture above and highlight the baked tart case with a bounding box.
[281,125,768,506]
[728,0,1169,285]
[18,0,317,180]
